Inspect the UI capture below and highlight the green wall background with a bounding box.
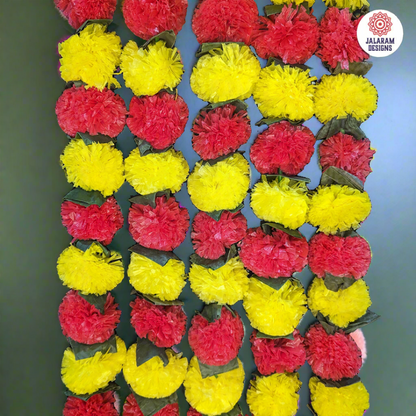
[1,0,415,415]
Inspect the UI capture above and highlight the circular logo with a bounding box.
[357,10,403,57]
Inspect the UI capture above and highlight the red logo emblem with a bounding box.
[368,12,393,37]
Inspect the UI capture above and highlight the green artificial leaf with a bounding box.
[78,293,107,314]
[68,335,117,361]
[255,117,304,127]
[315,312,337,335]
[352,5,370,19]
[76,19,113,33]
[252,275,294,292]
[75,132,114,145]
[131,391,178,416]
[344,310,381,334]
[262,173,311,184]
[320,375,361,388]
[200,303,223,322]
[190,245,237,270]
[256,331,295,340]
[206,204,244,221]
[320,166,364,191]
[142,30,176,49]
[327,61,373,76]
[65,382,120,401]
[264,2,310,16]
[204,99,248,113]
[75,240,111,257]
[266,57,310,72]
[129,244,179,266]
[323,274,357,292]
[138,292,184,306]
[63,188,106,207]
[316,115,366,141]
[261,222,303,239]
[201,151,244,167]
[65,80,87,89]
[336,229,360,238]
[307,404,318,415]
[129,190,171,209]
[136,337,169,367]
[196,42,245,58]
[197,357,239,378]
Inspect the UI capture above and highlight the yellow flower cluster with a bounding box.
[184,356,245,416]
[190,44,261,103]
[189,257,249,305]
[60,138,125,197]
[251,177,310,229]
[121,40,184,96]
[315,74,378,124]
[309,377,370,416]
[57,244,124,295]
[124,344,188,398]
[59,23,122,90]
[323,0,369,11]
[61,336,126,395]
[188,153,250,212]
[243,278,307,336]
[247,373,302,416]
[127,253,186,301]
[308,278,371,328]
[253,64,316,121]
[272,0,315,5]
[308,185,372,234]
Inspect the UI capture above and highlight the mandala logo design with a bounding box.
[368,12,393,37]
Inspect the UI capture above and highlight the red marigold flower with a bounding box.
[239,228,308,278]
[250,329,306,375]
[250,121,316,175]
[191,211,247,260]
[251,5,319,64]
[59,290,121,344]
[192,104,251,160]
[130,297,187,348]
[123,394,180,416]
[188,307,244,366]
[122,0,187,39]
[319,133,375,183]
[309,233,372,279]
[129,195,190,251]
[192,0,258,44]
[61,197,124,246]
[54,0,117,30]
[56,86,127,138]
[305,324,362,381]
[64,392,118,416]
[316,7,369,70]
[127,92,189,150]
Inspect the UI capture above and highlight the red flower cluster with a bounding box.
[239,228,308,278]
[64,392,118,416]
[123,394,179,416]
[192,104,251,160]
[56,86,126,138]
[319,133,375,183]
[317,7,369,70]
[250,329,306,375]
[188,307,244,366]
[305,324,362,381]
[192,0,258,44]
[61,197,124,246]
[250,121,316,175]
[129,195,190,251]
[251,5,319,64]
[309,233,372,279]
[54,0,117,29]
[59,291,121,344]
[122,0,188,39]
[127,92,189,150]
[130,297,187,348]
[191,211,247,259]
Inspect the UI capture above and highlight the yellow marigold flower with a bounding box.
[308,185,371,234]
[190,44,261,103]
[121,40,184,96]
[61,336,126,395]
[60,139,124,197]
[323,0,369,11]
[251,177,310,230]
[125,148,189,195]
[309,376,370,416]
[253,64,316,121]
[189,257,249,305]
[308,278,371,328]
[188,153,250,212]
[124,344,188,398]
[247,373,302,416]
[243,278,307,336]
[184,356,245,415]
[315,74,378,124]
[272,0,314,5]
[59,23,122,90]
[128,253,186,301]
[57,244,124,295]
